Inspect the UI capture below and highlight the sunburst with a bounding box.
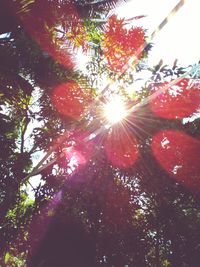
[103,96,129,125]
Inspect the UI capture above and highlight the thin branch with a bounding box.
[20,113,30,154]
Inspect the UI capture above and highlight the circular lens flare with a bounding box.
[105,128,139,169]
[103,96,128,124]
[152,130,200,192]
[52,81,92,119]
[150,79,200,119]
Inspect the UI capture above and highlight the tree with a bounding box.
[1,0,200,266]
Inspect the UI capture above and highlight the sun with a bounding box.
[103,96,128,124]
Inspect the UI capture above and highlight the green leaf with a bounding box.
[4,252,10,264]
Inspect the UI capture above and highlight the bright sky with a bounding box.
[115,0,200,67]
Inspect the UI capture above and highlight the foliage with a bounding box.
[0,0,200,266]
[103,15,145,72]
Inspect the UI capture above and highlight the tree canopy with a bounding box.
[0,0,200,266]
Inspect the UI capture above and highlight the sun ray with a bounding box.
[133,111,159,122]
[124,116,152,137]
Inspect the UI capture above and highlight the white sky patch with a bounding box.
[21,174,45,200]
[183,109,200,124]
[88,133,96,140]
[67,155,79,174]
[172,165,182,174]
[161,137,170,149]
[0,32,11,39]
[74,48,91,73]
[115,0,200,66]
[24,86,43,151]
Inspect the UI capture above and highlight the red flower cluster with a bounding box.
[103,15,145,73]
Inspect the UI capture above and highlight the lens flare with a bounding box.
[103,96,128,124]
[150,79,200,119]
[105,127,139,169]
[52,81,92,119]
[152,130,200,192]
